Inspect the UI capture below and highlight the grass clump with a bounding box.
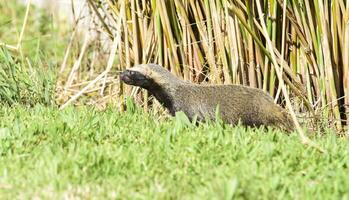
[0,48,56,106]
[0,104,348,199]
[0,1,66,106]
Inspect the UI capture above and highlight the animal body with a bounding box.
[120,64,294,132]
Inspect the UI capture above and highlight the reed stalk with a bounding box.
[58,0,349,133]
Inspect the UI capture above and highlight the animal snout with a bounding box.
[120,70,133,83]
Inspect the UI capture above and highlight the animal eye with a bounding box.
[129,71,135,75]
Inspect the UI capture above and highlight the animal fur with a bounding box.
[120,64,294,132]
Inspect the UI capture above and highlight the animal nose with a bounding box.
[120,71,130,82]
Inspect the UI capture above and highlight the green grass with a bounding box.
[0,1,66,106]
[0,1,66,59]
[0,2,348,199]
[0,104,348,199]
[0,47,56,106]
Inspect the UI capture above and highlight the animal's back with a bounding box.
[173,84,294,131]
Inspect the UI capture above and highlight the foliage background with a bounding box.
[0,1,349,199]
[53,0,349,133]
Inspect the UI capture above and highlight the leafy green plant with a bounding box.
[0,1,66,106]
[0,104,348,199]
[0,47,55,106]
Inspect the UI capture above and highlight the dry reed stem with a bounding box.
[255,1,324,153]
[100,31,120,95]
[0,0,31,52]
[87,0,113,39]
[0,43,18,51]
[59,0,92,74]
[58,0,348,133]
[59,27,77,74]
[63,34,90,95]
[228,5,314,114]
[274,0,288,103]
[16,0,31,51]
[343,5,349,129]
[60,31,120,110]
[59,70,107,110]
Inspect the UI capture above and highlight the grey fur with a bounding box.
[120,64,294,132]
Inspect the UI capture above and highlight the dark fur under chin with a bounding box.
[120,64,294,133]
[147,86,176,115]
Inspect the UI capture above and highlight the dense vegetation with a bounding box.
[0,1,348,199]
[0,1,64,106]
[0,105,348,199]
[67,0,348,132]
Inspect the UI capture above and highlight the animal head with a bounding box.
[120,64,183,89]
